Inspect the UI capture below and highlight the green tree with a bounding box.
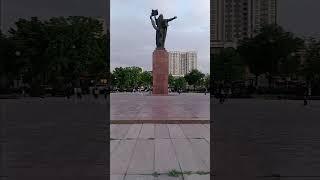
[112,66,143,90]
[204,74,210,90]
[184,69,205,91]
[173,77,187,91]
[213,48,245,84]
[8,17,49,95]
[168,74,175,88]
[0,32,21,89]
[238,25,303,87]
[301,38,320,87]
[7,16,107,95]
[45,16,106,83]
[139,71,152,88]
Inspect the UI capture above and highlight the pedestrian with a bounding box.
[104,87,108,99]
[228,88,232,99]
[21,86,26,97]
[65,83,71,99]
[94,87,99,99]
[220,88,225,104]
[77,87,82,99]
[303,86,308,106]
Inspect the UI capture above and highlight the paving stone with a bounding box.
[154,124,170,139]
[125,124,142,139]
[167,124,185,139]
[189,139,210,168]
[171,139,208,172]
[124,175,154,180]
[111,174,125,180]
[127,140,154,174]
[111,140,137,174]
[179,124,203,139]
[110,94,209,120]
[111,125,131,140]
[202,124,210,129]
[156,175,183,180]
[139,124,155,139]
[111,140,120,154]
[183,174,210,180]
[155,139,180,173]
[196,125,210,139]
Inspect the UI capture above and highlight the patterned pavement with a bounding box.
[111,93,210,121]
[110,124,210,180]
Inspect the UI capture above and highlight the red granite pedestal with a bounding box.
[152,48,169,95]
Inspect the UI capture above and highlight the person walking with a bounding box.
[228,88,232,99]
[219,88,225,104]
[303,86,308,106]
[93,87,99,99]
[77,87,82,99]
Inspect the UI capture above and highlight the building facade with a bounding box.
[211,0,277,50]
[169,51,197,77]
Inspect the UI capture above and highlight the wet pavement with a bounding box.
[111,93,210,121]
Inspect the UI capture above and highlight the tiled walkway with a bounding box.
[110,124,210,180]
[111,93,210,121]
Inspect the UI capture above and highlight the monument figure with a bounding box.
[150,9,177,49]
[150,10,177,95]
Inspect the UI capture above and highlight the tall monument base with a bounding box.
[152,48,168,95]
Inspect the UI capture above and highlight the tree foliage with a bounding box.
[1,16,107,94]
[184,69,205,90]
[213,48,245,83]
[238,25,303,87]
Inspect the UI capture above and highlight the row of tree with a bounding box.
[0,16,108,95]
[213,25,320,89]
[111,67,209,92]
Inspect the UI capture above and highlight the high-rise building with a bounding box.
[169,51,197,77]
[212,0,277,50]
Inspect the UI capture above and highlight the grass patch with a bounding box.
[168,169,182,177]
[167,169,210,176]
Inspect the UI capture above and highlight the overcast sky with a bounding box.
[110,0,210,73]
[2,0,320,73]
[278,0,320,38]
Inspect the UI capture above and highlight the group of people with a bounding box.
[217,88,232,104]
[64,85,108,100]
[303,85,312,106]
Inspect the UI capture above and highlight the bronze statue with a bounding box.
[150,10,177,49]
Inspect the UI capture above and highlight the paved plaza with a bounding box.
[1,97,108,179]
[111,93,210,122]
[110,93,210,179]
[110,124,210,180]
[212,98,320,179]
[2,95,320,179]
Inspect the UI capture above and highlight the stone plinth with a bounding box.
[152,48,169,95]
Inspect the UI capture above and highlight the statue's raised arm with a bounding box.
[150,16,158,31]
[166,16,177,22]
